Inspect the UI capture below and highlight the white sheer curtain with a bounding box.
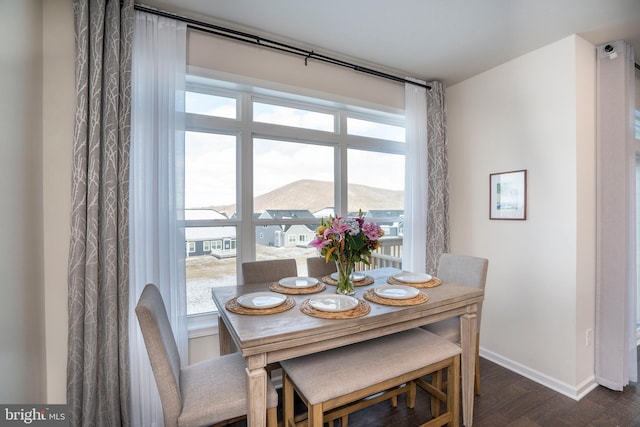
[403,81,428,273]
[129,11,187,426]
[595,39,637,391]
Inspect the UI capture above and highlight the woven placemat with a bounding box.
[386,276,442,288]
[269,282,326,295]
[363,289,429,306]
[321,275,375,287]
[225,296,296,315]
[299,298,371,319]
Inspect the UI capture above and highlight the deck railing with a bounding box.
[356,236,403,270]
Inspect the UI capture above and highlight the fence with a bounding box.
[356,236,403,270]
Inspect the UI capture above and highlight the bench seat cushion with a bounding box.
[279,328,460,405]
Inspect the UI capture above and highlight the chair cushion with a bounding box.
[178,353,278,427]
[307,257,337,278]
[242,259,298,284]
[280,328,460,405]
[437,253,488,322]
[422,317,461,343]
[135,284,183,423]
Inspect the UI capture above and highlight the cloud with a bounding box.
[185,132,236,207]
[184,96,405,208]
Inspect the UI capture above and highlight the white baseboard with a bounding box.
[479,347,599,401]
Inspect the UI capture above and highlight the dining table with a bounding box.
[211,267,484,427]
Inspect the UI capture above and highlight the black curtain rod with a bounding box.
[134,4,431,90]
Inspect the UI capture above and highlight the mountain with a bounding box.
[211,179,403,217]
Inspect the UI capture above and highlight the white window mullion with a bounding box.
[239,92,254,279]
[337,111,349,216]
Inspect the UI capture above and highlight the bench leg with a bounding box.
[448,354,460,427]
[407,381,417,409]
[308,404,323,427]
[283,372,295,427]
[266,407,278,427]
[431,370,442,417]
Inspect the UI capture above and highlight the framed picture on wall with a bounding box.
[489,169,527,220]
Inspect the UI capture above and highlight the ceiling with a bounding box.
[139,0,640,86]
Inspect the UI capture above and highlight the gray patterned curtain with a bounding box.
[425,81,449,273]
[67,1,133,426]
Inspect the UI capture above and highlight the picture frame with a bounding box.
[489,169,527,220]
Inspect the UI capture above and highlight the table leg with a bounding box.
[246,354,268,427]
[460,306,478,427]
[218,315,232,355]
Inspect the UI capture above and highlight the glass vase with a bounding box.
[335,259,356,296]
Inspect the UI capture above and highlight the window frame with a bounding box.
[184,69,406,333]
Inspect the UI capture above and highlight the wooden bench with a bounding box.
[280,328,461,427]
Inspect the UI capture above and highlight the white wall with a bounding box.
[447,35,597,398]
[42,0,74,403]
[0,0,46,403]
[0,0,73,405]
[188,29,404,112]
[574,36,597,388]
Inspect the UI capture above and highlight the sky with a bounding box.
[184,91,405,208]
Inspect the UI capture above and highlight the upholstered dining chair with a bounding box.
[306,256,337,278]
[241,258,299,376]
[423,252,489,396]
[241,258,298,284]
[135,284,279,427]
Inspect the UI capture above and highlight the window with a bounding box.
[254,101,334,131]
[347,149,404,214]
[347,117,405,142]
[184,73,406,315]
[186,91,236,118]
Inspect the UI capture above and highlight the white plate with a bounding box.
[374,285,420,300]
[278,276,319,289]
[393,273,433,284]
[236,292,287,309]
[330,272,366,282]
[308,295,359,312]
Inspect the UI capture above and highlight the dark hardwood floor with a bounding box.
[348,354,640,427]
[467,355,640,427]
[230,352,640,426]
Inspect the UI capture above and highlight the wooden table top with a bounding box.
[211,267,484,360]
